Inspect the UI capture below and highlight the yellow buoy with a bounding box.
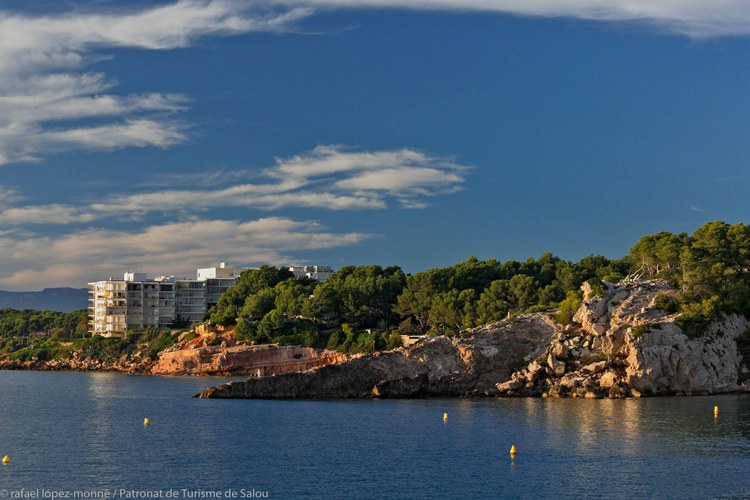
[2,455,10,464]
[509,445,517,457]
[144,417,150,426]
[714,406,719,417]
[443,413,448,421]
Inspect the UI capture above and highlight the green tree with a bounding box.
[475,280,511,325]
[240,288,277,319]
[556,290,582,326]
[314,265,405,328]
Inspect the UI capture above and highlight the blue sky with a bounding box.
[1,1,750,290]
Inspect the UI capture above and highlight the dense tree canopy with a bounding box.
[0,308,88,338]
[200,220,750,350]
[629,221,750,335]
[206,252,632,352]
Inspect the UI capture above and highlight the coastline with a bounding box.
[197,280,750,400]
[3,280,750,401]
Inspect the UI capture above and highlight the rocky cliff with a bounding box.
[497,280,750,398]
[151,344,346,376]
[0,352,152,373]
[196,314,558,398]
[198,280,750,399]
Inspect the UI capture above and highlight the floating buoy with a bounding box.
[144,417,150,426]
[509,445,517,457]
[2,455,10,464]
[714,406,719,417]
[443,413,448,421]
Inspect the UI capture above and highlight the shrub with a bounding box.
[654,292,679,313]
[584,278,606,300]
[632,324,651,337]
[556,291,582,326]
[676,297,719,339]
[385,331,403,350]
[326,331,340,350]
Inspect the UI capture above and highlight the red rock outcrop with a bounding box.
[195,314,558,398]
[151,344,347,376]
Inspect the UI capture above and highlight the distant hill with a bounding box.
[0,288,88,312]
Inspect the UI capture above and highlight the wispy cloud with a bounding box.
[0,185,24,209]
[277,0,750,38]
[0,217,369,290]
[0,1,311,165]
[3,0,747,166]
[0,204,98,225]
[716,174,750,182]
[689,204,705,213]
[0,145,469,224]
[136,168,260,188]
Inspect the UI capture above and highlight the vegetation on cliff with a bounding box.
[0,307,178,364]
[207,221,750,353]
[629,221,750,336]
[0,308,88,338]
[208,256,631,353]
[2,220,748,362]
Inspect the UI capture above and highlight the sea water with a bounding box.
[1,371,749,499]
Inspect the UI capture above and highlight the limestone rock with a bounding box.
[599,371,618,389]
[152,344,346,377]
[197,280,750,400]
[552,342,568,359]
[499,279,750,399]
[198,314,559,399]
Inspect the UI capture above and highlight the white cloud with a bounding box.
[0,1,310,165]
[1,145,468,225]
[277,0,750,38]
[0,205,97,225]
[334,166,464,192]
[0,185,24,209]
[0,217,369,290]
[2,0,744,165]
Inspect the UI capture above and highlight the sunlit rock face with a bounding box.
[498,280,750,398]
[151,344,347,376]
[196,314,558,399]
[197,280,750,400]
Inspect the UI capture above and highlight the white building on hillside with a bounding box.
[88,273,176,337]
[197,262,241,281]
[198,263,242,308]
[89,263,335,337]
[89,264,242,337]
[288,265,334,282]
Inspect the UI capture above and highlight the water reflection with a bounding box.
[2,370,750,499]
[517,395,750,459]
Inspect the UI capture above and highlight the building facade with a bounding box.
[88,274,176,337]
[288,265,333,282]
[89,263,335,337]
[89,264,241,337]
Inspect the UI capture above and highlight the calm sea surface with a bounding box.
[0,371,749,499]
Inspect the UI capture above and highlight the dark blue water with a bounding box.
[1,371,749,499]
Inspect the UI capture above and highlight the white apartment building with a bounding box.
[197,262,242,307]
[89,264,241,337]
[197,262,241,281]
[89,263,335,337]
[288,265,334,282]
[88,273,176,337]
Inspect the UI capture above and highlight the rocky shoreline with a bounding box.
[0,354,153,373]
[3,280,749,400]
[197,280,750,399]
[0,342,347,378]
[196,314,557,398]
[496,280,750,398]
